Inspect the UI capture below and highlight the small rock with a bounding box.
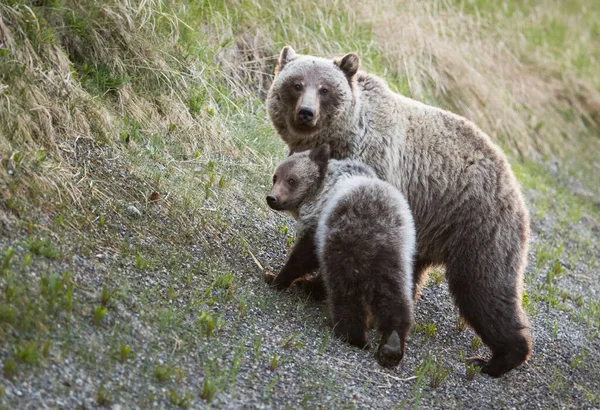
[126,205,142,218]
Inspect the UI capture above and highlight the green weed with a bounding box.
[268,353,280,371]
[200,373,217,403]
[3,359,17,380]
[415,352,451,389]
[93,306,108,327]
[415,322,437,339]
[154,364,175,383]
[15,341,42,365]
[1,248,15,271]
[465,363,481,380]
[96,384,111,407]
[282,333,304,350]
[26,238,59,259]
[119,344,132,363]
[197,311,218,338]
[166,389,193,408]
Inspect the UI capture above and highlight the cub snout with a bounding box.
[266,194,278,209]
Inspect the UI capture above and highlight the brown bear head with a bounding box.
[266,144,331,215]
[267,46,360,147]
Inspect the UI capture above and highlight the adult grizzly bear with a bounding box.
[266,46,531,378]
[266,144,416,367]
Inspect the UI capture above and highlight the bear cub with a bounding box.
[266,144,416,367]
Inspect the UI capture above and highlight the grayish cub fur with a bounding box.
[266,145,416,367]
[267,46,532,378]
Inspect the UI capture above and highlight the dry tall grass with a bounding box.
[1,0,599,217]
[351,0,600,158]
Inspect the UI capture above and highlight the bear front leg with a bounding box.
[267,230,319,290]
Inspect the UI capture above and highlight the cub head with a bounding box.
[267,46,360,145]
[266,144,331,215]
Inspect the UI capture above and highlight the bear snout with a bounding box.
[266,194,278,209]
[296,106,316,124]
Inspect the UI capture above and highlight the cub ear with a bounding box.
[334,52,360,80]
[309,144,331,172]
[275,46,297,75]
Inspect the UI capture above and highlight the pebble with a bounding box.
[126,205,142,218]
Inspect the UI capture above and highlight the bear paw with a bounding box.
[377,331,404,368]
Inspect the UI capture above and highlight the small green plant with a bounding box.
[552,320,559,337]
[551,259,563,279]
[465,363,481,380]
[101,284,115,308]
[318,331,331,354]
[94,306,108,326]
[53,215,64,226]
[42,342,51,358]
[424,323,437,338]
[282,333,304,350]
[268,353,280,371]
[213,272,234,290]
[119,344,132,363]
[4,283,15,303]
[456,316,467,332]
[471,337,481,351]
[569,349,589,370]
[23,253,32,267]
[549,368,565,393]
[238,298,247,317]
[26,238,59,259]
[197,311,217,338]
[0,305,16,324]
[431,270,444,286]
[200,374,217,403]
[415,322,437,339]
[3,359,17,379]
[1,247,15,271]
[96,384,111,407]
[415,353,451,389]
[166,389,193,408]
[40,272,73,313]
[135,254,149,270]
[15,342,42,365]
[154,364,174,382]
[253,334,263,361]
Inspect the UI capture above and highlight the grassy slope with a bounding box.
[0,0,599,408]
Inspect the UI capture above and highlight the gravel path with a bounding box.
[1,158,599,409]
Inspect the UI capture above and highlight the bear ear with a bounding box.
[309,144,331,172]
[335,52,360,80]
[275,46,297,74]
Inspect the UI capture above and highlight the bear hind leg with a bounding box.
[329,290,370,349]
[447,263,531,377]
[373,292,414,367]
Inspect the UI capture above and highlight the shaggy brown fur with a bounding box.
[266,46,532,378]
[266,145,416,368]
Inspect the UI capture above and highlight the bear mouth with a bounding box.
[267,201,284,211]
[290,119,319,134]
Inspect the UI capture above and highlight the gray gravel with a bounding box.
[1,159,599,410]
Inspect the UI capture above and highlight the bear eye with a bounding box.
[272,175,277,184]
[294,84,302,91]
[287,178,295,186]
[320,87,328,95]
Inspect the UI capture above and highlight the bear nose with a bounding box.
[297,106,315,123]
[266,195,277,207]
